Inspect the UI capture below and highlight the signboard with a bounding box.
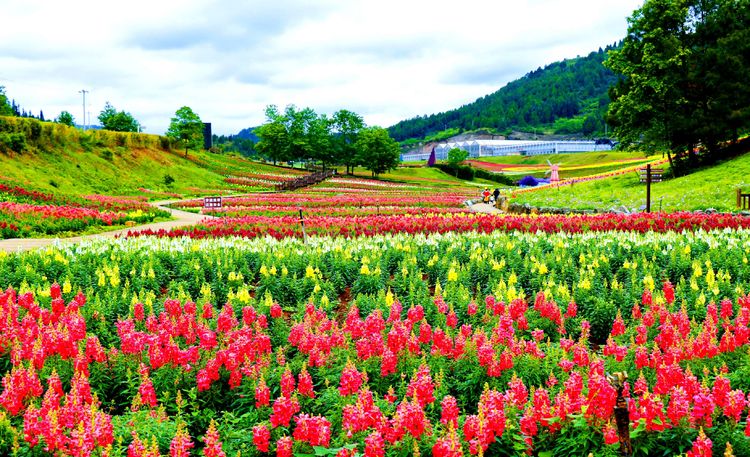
[639,168,663,183]
[203,196,222,209]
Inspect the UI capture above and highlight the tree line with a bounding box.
[255,105,400,177]
[606,0,750,174]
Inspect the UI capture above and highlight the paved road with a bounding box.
[0,199,214,253]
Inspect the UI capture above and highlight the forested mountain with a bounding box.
[388,44,620,142]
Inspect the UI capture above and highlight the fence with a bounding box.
[275,169,336,192]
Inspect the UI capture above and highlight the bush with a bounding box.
[435,163,475,180]
[0,132,27,153]
[164,174,175,186]
[100,148,114,161]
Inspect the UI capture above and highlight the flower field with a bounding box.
[0,181,169,239]
[129,212,750,240]
[2,227,750,456]
[170,176,476,221]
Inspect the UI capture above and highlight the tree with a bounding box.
[447,147,468,165]
[606,0,750,174]
[55,111,75,127]
[98,102,141,132]
[0,87,12,116]
[255,105,292,164]
[355,127,401,177]
[331,110,365,174]
[165,106,204,157]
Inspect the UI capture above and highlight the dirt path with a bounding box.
[468,202,503,214]
[0,199,214,253]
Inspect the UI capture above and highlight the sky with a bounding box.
[0,0,643,136]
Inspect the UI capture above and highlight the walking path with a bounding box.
[468,202,503,214]
[0,199,214,253]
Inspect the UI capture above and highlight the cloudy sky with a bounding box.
[0,0,643,135]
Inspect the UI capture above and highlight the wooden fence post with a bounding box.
[645,164,651,213]
[607,372,632,457]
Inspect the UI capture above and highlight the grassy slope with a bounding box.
[511,152,750,212]
[0,118,479,199]
[469,151,651,178]
[0,128,294,198]
[336,165,494,190]
[473,151,646,166]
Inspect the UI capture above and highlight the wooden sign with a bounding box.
[639,168,663,183]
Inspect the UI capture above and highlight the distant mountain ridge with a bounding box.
[388,44,620,142]
[235,127,259,142]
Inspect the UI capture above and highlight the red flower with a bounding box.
[256,377,271,408]
[270,396,300,428]
[270,302,283,319]
[297,366,315,398]
[280,366,296,398]
[441,395,459,427]
[686,428,712,457]
[603,422,618,445]
[170,425,194,457]
[276,436,293,457]
[203,420,226,457]
[406,364,435,407]
[364,430,384,457]
[253,424,271,453]
[293,414,331,447]
[339,361,364,396]
[138,364,158,408]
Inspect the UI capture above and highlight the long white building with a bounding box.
[400,140,613,161]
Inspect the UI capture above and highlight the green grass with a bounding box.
[0,117,307,198]
[335,165,480,189]
[511,152,750,212]
[471,151,647,166]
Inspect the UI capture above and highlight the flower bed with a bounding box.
[129,211,750,240]
[1,230,750,455]
[0,181,169,238]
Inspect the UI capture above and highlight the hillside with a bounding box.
[510,150,750,212]
[388,44,619,143]
[0,116,306,197]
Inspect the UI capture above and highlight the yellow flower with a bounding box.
[447,267,458,282]
[306,265,316,279]
[62,279,72,294]
[643,274,655,292]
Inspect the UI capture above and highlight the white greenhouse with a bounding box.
[401,140,613,162]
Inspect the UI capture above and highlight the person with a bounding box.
[482,188,491,204]
[493,188,500,203]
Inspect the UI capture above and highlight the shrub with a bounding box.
[0,132,27,153]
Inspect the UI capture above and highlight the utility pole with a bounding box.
[79,89,88,130]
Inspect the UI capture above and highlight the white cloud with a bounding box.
[0,0,643,135]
